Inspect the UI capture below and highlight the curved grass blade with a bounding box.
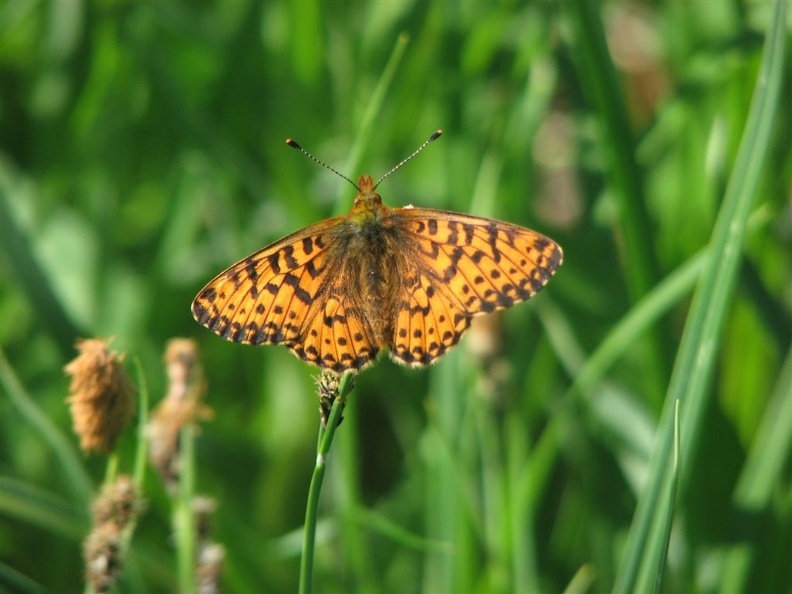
[614,1,787,590]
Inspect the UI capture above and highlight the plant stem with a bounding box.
[299,373,353,594]
[176,422,196,594]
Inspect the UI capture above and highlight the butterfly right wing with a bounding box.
[388,207,563,367]
[191,220,380,372]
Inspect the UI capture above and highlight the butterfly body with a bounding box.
[192,174,562,373]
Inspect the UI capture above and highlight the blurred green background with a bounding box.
[1,1,790,592]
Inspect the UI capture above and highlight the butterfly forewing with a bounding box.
[400,209,562,313]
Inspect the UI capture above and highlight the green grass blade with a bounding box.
[0,475,84,539]
[0,183,84,356]
[719,346,792,591]
[131,357,151,489]
[568,251,705,399]
[422,352,475,594]
[614,1,787,590]
[0,561,50,594]
[568,0,667,404]
[352,507,452,554]
[638,400,680,593]
[675,0,786,490]
[566,207,772,401]
[343,33,410,182]
[0,350,93,510]
[567,0,660,300]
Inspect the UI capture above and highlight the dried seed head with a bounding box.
[147,338,211,492]
[466,314,504,364]
[193,496,224,594]
[466,315,514,408]
[83,475,142,592]
[194,496,217,542]
[316,370,349,427]
[197,543,225,594]
[65,338,136,454]
[84,523,123,594]
[91,475,141,530]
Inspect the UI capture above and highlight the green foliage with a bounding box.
[1,1,789,592]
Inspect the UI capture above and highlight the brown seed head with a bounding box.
[147,338,211,492]
[83,475,143,593]
[466,315,514,408]
[65,338,136,454]
[91,475,141,529]
[193,496,224,594]
[84,523,123,594]
[197,543,225,594]
[316,370,349,427]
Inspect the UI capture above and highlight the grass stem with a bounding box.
[299,373,354,594]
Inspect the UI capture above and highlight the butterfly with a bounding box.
[192,131,563,373]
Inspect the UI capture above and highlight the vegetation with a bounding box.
[1,1,789,592]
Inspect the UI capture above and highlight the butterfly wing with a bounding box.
[291,283,381,372]
[192,219,380,372]
[390,269,472,366]
[388,208,563,367]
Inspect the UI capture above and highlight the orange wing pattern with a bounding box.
[191,221,381,372]
[389,270,471,366]
[388,209,563,367]
[289,283,380,371]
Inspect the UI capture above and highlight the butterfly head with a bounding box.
[353,175,382,208]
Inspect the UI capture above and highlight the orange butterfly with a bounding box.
[192,131,562,373]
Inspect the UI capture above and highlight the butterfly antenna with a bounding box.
[374,130,443,189]
[286,138,359,190]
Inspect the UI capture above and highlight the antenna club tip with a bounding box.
[286,138,302,149]
[431,130,443,141]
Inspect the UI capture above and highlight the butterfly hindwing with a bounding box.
[389,270,470,367]
[293,289,380,372]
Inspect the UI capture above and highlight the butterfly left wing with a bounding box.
[192,222,338,346]
[192,219,380,371]
[388,208,563,367]
[289,280,382,372]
